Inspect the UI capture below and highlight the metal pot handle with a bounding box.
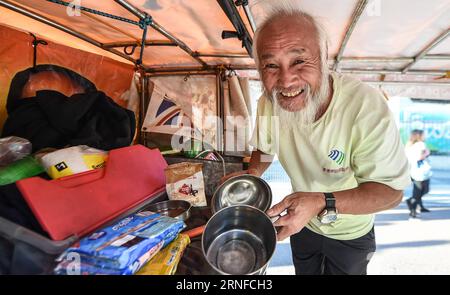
[269,215,281,223]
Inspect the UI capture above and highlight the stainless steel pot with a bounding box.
[211,174,272,213]
[142,200,192,221]
[202,205,277,275]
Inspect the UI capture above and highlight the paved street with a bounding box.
[264,164,450,275]
[369,168,450,275]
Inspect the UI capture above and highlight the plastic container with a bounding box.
[0,145,169,274]
[0,191,167,274]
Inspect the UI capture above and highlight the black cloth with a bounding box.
[290,227,376,275]
[0,183,48,237]
[0,182,50,274]
[2,90,136,152]
[5,64,97,114]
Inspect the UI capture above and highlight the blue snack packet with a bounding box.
[55,211,185,271]
[54,240,164,275]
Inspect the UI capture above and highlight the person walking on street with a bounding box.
[405,129,432,218]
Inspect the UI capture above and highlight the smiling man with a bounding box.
[236,5,411,275]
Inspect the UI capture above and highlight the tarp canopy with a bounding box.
[0,0,449,99]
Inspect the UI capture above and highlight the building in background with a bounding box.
[389,98,450,155]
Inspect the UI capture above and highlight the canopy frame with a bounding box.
[402,29,450,74]
[217,0,253,57]
[333,0,369,71]
[0,0,448,86]
[0,0,137,65]
[114,0,208,68]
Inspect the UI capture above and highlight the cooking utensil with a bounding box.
[211,174,272,213]
[184,224,206,239]
[202,205,277,275]
[143,200,192,221]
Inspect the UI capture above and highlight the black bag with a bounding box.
[2,65,136,151]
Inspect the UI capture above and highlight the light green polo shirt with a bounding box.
[249,72,411,240]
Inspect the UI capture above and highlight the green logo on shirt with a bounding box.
[328,149,345,165]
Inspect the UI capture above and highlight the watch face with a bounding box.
[319,210,338,224]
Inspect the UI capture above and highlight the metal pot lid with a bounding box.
[211,174,272,213]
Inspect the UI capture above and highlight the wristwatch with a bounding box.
[317,192,338,224]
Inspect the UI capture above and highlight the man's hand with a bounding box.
[220,168,259,184]
[266,192,325,241]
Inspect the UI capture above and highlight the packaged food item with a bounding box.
[164,162,207,207]
[37,145,107,179]
[55,211,185,273]
[0,136,32,167]
[0,155,45,185]
[137,234,190,275]
[54,240,164,275]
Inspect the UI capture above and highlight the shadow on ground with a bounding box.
[375,208,450,225]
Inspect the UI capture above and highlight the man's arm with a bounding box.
[248,149,274,177]
[421,148,430,160]
[334,182,403,214]
[267,182,403,241]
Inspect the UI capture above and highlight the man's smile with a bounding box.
[277,87,307,105]
[280,88,305,97]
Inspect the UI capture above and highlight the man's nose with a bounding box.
[278,67,297,89]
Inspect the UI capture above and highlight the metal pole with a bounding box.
[218,65,256,71]
[147,71,217,77]
[114,0,208,67]
[331,56,450,63]
[146,64,259,73]
[146,66,211,73]
[402,29,450,73]
[81,10,140,43]
[146,66,447,76]
[333,0,369,71]
[0,0,137,65]
[242,3,256,33]
[423,54,450,60]
[150,21,208,67]
[195,53,250,58]
[366,81,450,86]
[340,69,447,76]
[336,56,450,62]
[217,0,253,57]
[338,56,450,63]
[138,73,144,144]
[217,68,225,152]
[103,40,177,48]
[339,57,414,63]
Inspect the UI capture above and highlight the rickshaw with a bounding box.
[0,0,448,274]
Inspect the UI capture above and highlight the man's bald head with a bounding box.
[253,8,328,74]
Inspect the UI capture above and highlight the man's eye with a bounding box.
[264,63,278,69]
[293,60,304,65]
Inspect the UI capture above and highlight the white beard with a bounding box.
[269,73,331,130]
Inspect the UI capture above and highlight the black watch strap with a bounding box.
[324,192,335,209]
